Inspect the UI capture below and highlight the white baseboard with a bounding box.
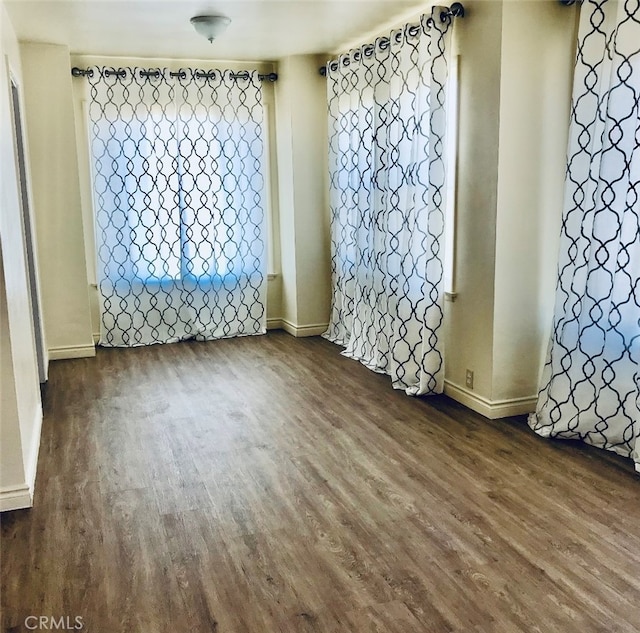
[281,320,329,338]
[25,402,43,494]
[48,343,96,360]
[1,404,43,512]
[0,484,32,512]
[444,380,537,419]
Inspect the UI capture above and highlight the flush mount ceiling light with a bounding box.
[190,15,232,43]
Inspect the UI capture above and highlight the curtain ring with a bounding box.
[194,70,217,79]
[104,68,126,78]
[71,67,94,78]
[139,69,161,79]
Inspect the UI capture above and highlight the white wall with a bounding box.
[20,42,95,360]
[0,4,44,510]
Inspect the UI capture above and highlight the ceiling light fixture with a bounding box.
[190,15,232,43]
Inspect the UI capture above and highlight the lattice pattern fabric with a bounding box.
[323,8,453,396]
[529,0,640,470]
[88,67,267,347]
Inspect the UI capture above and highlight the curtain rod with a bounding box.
[318,2,465,77]
[70,67,278,82]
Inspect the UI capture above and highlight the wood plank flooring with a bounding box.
[2,331,639,633]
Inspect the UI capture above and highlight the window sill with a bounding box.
[91,274,278,288]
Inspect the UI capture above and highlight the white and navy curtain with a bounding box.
[324,8,454,395]
[529,0,640,469]
[88,67,267,347]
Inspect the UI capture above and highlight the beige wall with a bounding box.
[443,0,577,416]
[492,0,578,402]
[445,0,503,402]
[275,54,331,336]
[274,56,298,328]
[20,42,95,360]
[0,4,43,510]
[0,243,27,501]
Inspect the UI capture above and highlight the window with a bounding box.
[85,67,268,346]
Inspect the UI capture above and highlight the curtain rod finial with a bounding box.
[441,2,465,22]
[450,2,465,18]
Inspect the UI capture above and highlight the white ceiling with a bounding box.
[4,0,433,62]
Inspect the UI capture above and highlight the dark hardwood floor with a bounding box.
[2,331,639,632]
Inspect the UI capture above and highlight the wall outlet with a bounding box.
[465,369,474,390]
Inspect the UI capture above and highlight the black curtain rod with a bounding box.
[71,67,278,82]
[318,2,465,77]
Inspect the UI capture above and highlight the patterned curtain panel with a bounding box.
[529,0,640,470]
[323,8,454,396]
[88,67,267,347]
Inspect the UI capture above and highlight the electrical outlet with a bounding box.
[465,369,474,390]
